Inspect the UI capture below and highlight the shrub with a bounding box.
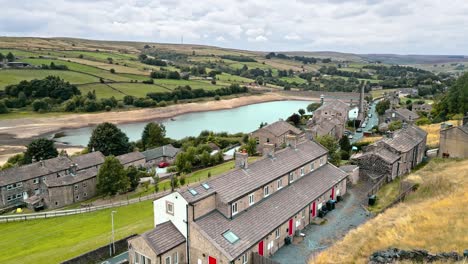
[214,95,220,100]
[32,99,50,112]
[105,105,111,111]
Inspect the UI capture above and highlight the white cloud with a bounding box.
[0,0,466,54]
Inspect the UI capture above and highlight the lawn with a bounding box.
[368,178,401,213]
[154,79,224,90]
[217,73,253,83]
[78,83,126,99]
[60,58,149,75]
[0,48,40,58]
[280,76,308,84]
[0,200,154,264]
[370,88,398,98]
[0,69,99,88]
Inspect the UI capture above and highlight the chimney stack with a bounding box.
[262,143,275,158]
[304,128,313,141]
[235,150,248,169]
[285,134,298,149]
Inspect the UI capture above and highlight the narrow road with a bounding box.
[271,181,374,264]
[351,100,380,143]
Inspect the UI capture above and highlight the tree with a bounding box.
[339,135,352,152]
[298,108,305,116]
[88,122,132,156]
[6,52,15,62]
[432,72,468,121]
[126,165,140,191]
[32,99,50,112]
[24,138,58,164]
[200,151,211,167]
[141,122,166,150]
[388,120,402,131]
[123,95,134,105]
[376,99,391,115]
[0,101,8,114]
[110,68,116,74]
[0,52,4,62]
[256,76,264,85]
[286,113,301,126]
[316,135,340,166]
[242,138,257,156]
[307,103,321,112]
[153,174,160,193]
[170,175,179,191]
[96,156,129,196]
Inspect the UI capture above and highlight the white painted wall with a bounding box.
[153,192,188,238]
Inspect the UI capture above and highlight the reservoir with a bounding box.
[53,100,313,146]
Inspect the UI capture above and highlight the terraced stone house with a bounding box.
[128,136,349,264]
[307,100,349,139]
[250,120,304,152]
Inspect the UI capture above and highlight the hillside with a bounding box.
[312,158,468,263]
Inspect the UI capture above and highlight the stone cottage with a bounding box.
[250,120,304,152]
[439,118,468,158]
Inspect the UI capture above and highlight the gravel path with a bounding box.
[271,181,374,264]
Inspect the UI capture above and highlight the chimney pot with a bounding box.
[235,151,248,169]
[285,134,298,149]
[262,143,275,158]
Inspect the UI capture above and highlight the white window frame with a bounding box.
[242,253,248,264]
[166,201,174,215]
[6,185,13,190]
[173,252,178,264]
[289,172,294,183]
[248,193,255,206]
[74,184,78,191]
[277,178,283,190]
[300,167,305,176]
[275,228,280,239]
[302,208,306,218]
[83,192,88,197]
[232,202,238,216]
[33,178,39,184]
[165,256,171,264]
[310,162,315,171]
[263,186,270,197]
[320,157,324,166]
[17,182,22,188]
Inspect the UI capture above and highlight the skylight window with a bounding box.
[202,183,210,190]
[188,188,198,196]
[223,230,239,244]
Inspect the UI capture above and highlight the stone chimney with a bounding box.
[262,143,275,158]
[285,134,298,149]
[304,128,313,140]
[70,163,78,175]
[39,159,44,167]
[235,150,248,169]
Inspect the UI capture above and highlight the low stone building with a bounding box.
[412,103,432,113]
[142,144,180,168]
[116,152,146,168]
[307,100,349,140]
[339,165,359,184]
[128,137,350,264]
[250,120,304,152]
[384,108,420,124]
[439,119,468,158]
[353,125,427,182]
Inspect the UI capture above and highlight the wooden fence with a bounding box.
[252,253,280,264]
[0,190,170,223]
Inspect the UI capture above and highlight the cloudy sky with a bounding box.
[0,0,466,54]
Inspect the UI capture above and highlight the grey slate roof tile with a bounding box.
[45,167,99,187]
[71,151,105,170]
[141,221,186,255]
[116,151,145,165]
[142,144,180,161]
[253,120,303,137]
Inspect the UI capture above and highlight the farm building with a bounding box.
[250,119,304,152]
[384,108,420,124]
[307,99,349,139]
[128,136,349,264]
[142,144,180,167]
[438,117,468,158]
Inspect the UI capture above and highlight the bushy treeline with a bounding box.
[432,72,468,122]
[147,84,248,102]
[319,66,372,79]
[265,52,330,64]
[220,55,256,62]
[40,62,69,70]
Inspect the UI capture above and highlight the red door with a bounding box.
[258,240,264,256]
[288,218,293,235]
[311,201,316,217]
[208,256,217,264]
[331,187,335,200]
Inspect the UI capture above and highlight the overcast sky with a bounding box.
[0,0,466,55]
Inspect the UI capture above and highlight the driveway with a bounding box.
[271,181,373,264]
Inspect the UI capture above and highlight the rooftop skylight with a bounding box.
[188,188,198,196]
[201,183,210,190]
[223,230,239,244]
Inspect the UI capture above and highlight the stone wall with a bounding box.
[369,248,465,264]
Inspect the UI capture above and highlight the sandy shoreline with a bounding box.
[0,93,316,140]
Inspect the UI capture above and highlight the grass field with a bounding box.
[154,79,223,90]
[60,57,149,75]
[78,83,126,99]
[280,76,308,84]
[108,83,171,97]
[0,200,154,264]
[313,158,468,263]
[419,119,459,148]
[0,69,99,88]
[217,73,253,83]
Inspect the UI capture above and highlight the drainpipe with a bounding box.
[186,204,190,264]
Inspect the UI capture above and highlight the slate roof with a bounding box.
[141,221,186,256]
[253,120,302,137]
[71,151,105,170]
[316,100,349,115]
[45,167,99,187]
[194,163,348,260]
[386,108,419,121]
[116,151,145,165]
[0,156,73,186]
[381,125,427,153]
[181,140,328,204]
[308,116,342,136]
[339,165,358,172]
[142,144,180,161]
[354,147,400,164]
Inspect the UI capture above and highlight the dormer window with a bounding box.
[231,202,238,216]
[300,167,305,176]
[310,163,315,171]
[289,172,294,183]
[249,193,255,206]
[277,178,283,190]
[264,186,270,197]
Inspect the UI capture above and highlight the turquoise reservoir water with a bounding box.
[54,100,313,146]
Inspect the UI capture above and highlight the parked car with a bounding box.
[348,134,354,139]
[158,161,170,168]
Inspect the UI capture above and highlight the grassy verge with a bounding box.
[419,119,459,148]
[0,201,153,264]
[313,158,468,263]
[368,178,401,213]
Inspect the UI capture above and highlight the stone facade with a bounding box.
[250,120,304,152]
[439,125,468,158]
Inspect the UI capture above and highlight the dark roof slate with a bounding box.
[141,221,186,256]
[142,144,180,161]
[381,125,427,153]
[194,163,348,260]
[71,151,105,170]
[116,152,145,165]
[45,167,98,187]
[253,120,302,137]
[181,140,328,203]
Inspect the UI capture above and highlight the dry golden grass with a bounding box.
[357,136,383,144]
[312,158,468,264]
[419,120,459,148]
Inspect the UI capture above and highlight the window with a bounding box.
[300,167,305,176]
[277,178,283,189]
[83,192,88,197]
[166,201,174,215]
[74,185,78,191]
[33,178,39,184]
[310,163,315,171]
[16,193,22,199]
[173,252,178,264]
[289,172,294,183]
[249,193,254,206]
[223,230,240,244]
[83,182,87,187]
[302,208,306,218]
[320,157,324,166]
[264,186,270,197]
[202,183,210,190]
[75,195,79,200]
[188,188,198,196]
[6,185,13,190]
[34,188,40,195]
[165,256,171,264]
[242,253,248,264]
[17,182,22,188]
[266,137,270,143]
[7,195,12,201]
[232,202,238,216]
[55,201,59,206]
[275,228,280,239]
[42,176,46,182]
[135,252,140,264]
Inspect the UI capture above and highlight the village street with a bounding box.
[351,100,379,143]
[271,181,373,264]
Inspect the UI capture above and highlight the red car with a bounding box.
[158,161,170,168]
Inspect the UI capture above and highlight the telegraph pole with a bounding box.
[111,211,117,255]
